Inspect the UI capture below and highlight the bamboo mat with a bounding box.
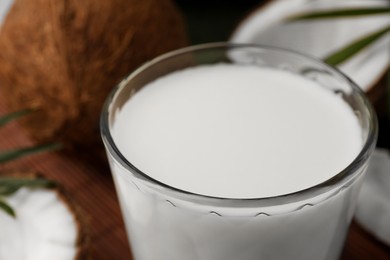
[0,92,389,259]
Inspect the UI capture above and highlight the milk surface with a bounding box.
[113,64,362,198]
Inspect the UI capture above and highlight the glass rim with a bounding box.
[100,42,378,207]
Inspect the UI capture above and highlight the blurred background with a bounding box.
[176,0,262,44]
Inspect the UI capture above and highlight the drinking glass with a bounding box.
[101,43,377,260]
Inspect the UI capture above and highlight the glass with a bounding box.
[100,43,377,260]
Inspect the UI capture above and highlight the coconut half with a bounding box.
[230,0,390,94]
[0,0,188,155]
[0,174,86,259]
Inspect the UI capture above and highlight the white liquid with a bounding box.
[113,64,362,198]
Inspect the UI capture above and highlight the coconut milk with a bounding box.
[110,64,364,259]
[113,64,361,198]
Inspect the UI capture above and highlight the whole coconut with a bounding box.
[0,0,188,156]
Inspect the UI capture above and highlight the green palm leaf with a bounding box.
[324,25,390,66]
[0,109,32,127]
[0,199,15,217]
[288,7,390,21]
[0,177,56,196]
[0,143,62,164]
[0,178,57,217]
[287,6,390,66]
[0,109,62,217]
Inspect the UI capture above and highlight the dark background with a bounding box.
[175,0,262,44]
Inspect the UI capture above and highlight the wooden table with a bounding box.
[0,97,389,259]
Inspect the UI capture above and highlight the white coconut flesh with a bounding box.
[230,0,390,92]
[0,188,79,260]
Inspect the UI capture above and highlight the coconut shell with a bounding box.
[366,69,389,118]
[0,0,188,156]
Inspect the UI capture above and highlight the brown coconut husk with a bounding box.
[366,69,389,118]
[0,0,188,160]
[58,181,90,260]
[0,169,90,259]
